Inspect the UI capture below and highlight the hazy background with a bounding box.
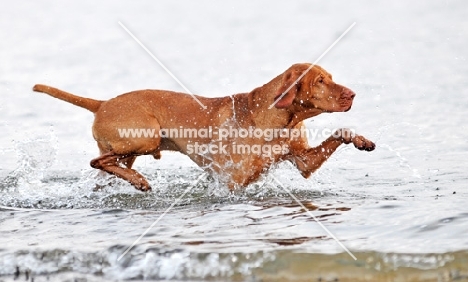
[2,0,466,173]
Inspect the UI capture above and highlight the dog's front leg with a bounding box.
[287,129,375,178]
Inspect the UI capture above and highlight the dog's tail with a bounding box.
[33,84,103,113]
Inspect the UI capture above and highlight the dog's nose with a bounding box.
[342,87,356,99]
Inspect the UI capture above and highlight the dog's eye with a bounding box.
[318,77,324,83]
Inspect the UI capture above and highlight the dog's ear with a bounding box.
[273,69,302,108]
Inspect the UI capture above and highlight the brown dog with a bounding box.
[33,63,375,191]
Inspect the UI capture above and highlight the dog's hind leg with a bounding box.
[90,152,151,191]
[120,156,137,168]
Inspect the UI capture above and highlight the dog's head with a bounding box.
[273,63,355,113]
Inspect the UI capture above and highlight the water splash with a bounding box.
[0,128,58,190]
[373,122,426,144]
[379,144,421,179]
[374,122,424,179]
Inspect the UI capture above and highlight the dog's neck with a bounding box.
[285,104,323,128]
[247,91,290,128]
[246,75,323,129]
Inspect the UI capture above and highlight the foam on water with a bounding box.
[0,134,328,210]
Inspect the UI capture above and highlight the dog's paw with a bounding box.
[135,182,152,192]
[333,129,376,151]
[352,135,376,151]
[131,176,152,192]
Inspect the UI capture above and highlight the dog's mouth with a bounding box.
[339,89,355,112]
[340,97,354,111]
[336,96,353,111]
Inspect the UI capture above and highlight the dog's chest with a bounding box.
[196,146,276,187]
